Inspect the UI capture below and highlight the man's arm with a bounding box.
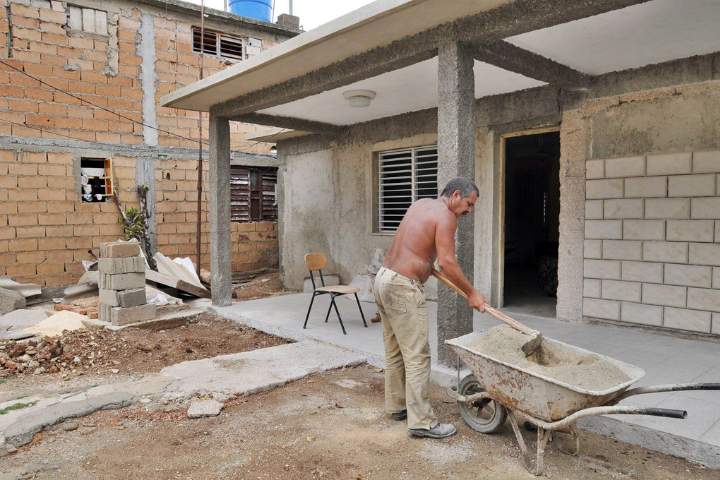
[435,212,486,311]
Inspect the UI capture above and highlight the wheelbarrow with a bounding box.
[446,330,720,476]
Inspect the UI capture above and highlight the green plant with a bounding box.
[121,206,145,242]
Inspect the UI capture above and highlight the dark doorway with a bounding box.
[503,131,560,318]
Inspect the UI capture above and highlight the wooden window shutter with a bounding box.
[230,166,251,222]
[230,166,278,222]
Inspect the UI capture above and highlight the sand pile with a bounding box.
[465,325,632,391]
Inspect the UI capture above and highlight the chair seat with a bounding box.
[315,285,360,295]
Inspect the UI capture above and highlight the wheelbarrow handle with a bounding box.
[641,408,688,419]
[431,268,538,336]
[616,383,720,401]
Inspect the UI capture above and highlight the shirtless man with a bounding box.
[373,177,486,438]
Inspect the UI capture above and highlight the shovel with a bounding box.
[432,268,543,357]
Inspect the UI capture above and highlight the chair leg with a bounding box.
[354,293,367,327]
[324,296,334,324]
[303,292,317,329]
[332,296,347,335]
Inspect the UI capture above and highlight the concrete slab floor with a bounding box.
[213,292,720,467]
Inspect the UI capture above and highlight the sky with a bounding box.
[189,0,376,31]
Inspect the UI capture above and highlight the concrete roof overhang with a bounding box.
[161,0,720,133]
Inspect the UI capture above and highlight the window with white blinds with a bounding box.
[377,146,438,232]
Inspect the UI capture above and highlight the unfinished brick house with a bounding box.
[0,0,299,287]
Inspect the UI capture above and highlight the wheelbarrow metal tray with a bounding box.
[446,331,646,422]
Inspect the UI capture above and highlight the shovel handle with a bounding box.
[432,268,538,337]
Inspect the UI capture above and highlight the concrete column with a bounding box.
[208,113,232,306]
[436,40,476,366]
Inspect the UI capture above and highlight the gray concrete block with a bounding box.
[100,241,141,259]
[643,241,688,264]
[717,220,720,243]
[691,198,720,219]
[117,288,147,308]
[586,160,604,179]
[99,304,112,323]
[623,220,665,240]
[666,220,714,242]
[692,150,720,173]
[605,156,644,178]
[99,272,145,291]
[98,256,145,275]
[603,199,643,219]
[585,200,603,219]
[664,264,712,288]
[110,303,157,326]
[586,179,623,199]
[646,152,692,176]
[645,198,689,219]
[621,261,663,283]
[713,313,720,334]
[583,298,620,320]
[585,220,622,239]
[602,240,641,260]
[687,288,720,313]
[668,174,716,197]
[689,243,720,266]
[620,301,663,326]
[602,280,641,302]
[584,259,621,279]
[583,279,601,298]
[663,307,711,333]
[624,176,667,198]
[642,283,686,307]
[99,289,120,307]
[584,240,602,259]
[714,268,720,289]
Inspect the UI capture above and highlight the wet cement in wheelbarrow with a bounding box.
[466,325,631,391]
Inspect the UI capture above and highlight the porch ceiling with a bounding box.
[257,58,545,126]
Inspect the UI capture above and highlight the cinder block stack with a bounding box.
[98,241,156,326]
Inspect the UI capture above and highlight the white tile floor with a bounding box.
[214,292,720,457]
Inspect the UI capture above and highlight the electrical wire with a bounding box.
[0,58,208,146]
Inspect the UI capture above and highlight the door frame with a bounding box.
[495,126,561,308]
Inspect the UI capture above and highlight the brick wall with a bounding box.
[154,157,278,272]
[583,150,720,334]
[0,148,136,287]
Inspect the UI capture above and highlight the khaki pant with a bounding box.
[373,266,436,430]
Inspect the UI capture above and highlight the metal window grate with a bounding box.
[377,146,438,232]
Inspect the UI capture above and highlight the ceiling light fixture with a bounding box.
[343,89,376,108]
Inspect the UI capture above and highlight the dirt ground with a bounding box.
[1,365,714,480]
[0,313,288,399]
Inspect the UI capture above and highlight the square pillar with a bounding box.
[208,112,232,306]
[436,40,476,366]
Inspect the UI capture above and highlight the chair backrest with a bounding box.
[304,252,328,289]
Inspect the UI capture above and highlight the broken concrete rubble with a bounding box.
[187,399,223,418]
[0,288,26,315]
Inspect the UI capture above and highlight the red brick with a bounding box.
[28,41,56,55]
[17,201,46,214]
[37,261,64,275]
[24,87,54,101]
[8,99,39,113]
[20,151,47,163]
[16,251,45,263]
[38,237,67,250]
[8,163,37,176]
[13,50,41,63]
[45,225,73,237]
[13,27,41,42]
[18,175,47,188]
[39,8,65,23]
[38,103,67,117]
[8,214,38,226]
[0,227,14,240]
[6,263,36,276]
[9,238,38,252]
[46,152,74,164]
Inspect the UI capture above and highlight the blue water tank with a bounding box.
[228,0,272,23]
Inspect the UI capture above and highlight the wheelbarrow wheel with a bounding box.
[458,374,507,434]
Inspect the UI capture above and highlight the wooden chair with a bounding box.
[303,252,367,335]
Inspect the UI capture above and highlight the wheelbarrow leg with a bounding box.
[507,411,530,463]
[535,427,551,476]
[556,426,580,457]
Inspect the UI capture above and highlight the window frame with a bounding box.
[230,165,278,223]
[67,5,108,36]
[373,145,438,233]
[80,157,113,203]
[192,27,248,62]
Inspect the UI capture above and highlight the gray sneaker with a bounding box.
[409,423,457,439]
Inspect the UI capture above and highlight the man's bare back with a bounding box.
[382,185,484,311]
[383,198,450,283]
